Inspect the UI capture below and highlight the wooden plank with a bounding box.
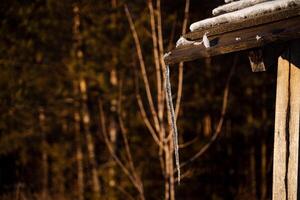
[287,44,300,200]
[272,54,290,200]
[185,7,300,40]
[164,16,300,65]
[272,41,300,200]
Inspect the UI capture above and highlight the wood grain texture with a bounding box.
[164,16,300,65]
[272,54,289,200]
[287,43,300,200]
[272,42,300,200]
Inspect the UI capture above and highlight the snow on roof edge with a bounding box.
[225,0,239,3]
[190,0,300,32]
[213,0,273,16]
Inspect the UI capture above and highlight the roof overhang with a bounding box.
[164,6,300,65]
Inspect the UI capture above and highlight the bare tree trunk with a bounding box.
[203,114,212,137]
[42,144,48,200]
[108,71,118,189]
[107,0,119,192]
[74,107,84,200]
[39,108,49,200]
[164,143,170,200]
[72,4,101,199]
[49,114,72,198]
[250,145,257,199]
[71,6,85,200]
[169,141,175,200]
[55,120,67,197]
[111,0,117,27]
[261,139,267,200]
[246,88,257,199]
[261,103,267,200]
[79,79,101,199]
[51,143,66,198]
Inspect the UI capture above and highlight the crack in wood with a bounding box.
[285,72,291,200]
[284,47,292,200]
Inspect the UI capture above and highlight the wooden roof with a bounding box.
[164,2,300,65]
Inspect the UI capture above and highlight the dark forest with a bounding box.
[0,0,279,199]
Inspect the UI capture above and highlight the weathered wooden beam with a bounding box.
[164,16,300,65]
[272,41,300,200]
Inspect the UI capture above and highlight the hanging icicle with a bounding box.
[164,60,181,184]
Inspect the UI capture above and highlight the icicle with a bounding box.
[164,62,181,184]
[203,32,210,48]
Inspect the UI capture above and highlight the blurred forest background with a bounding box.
[0,0,278,199]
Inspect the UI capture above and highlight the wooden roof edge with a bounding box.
[164,16,300,65]
[185,6,300,40]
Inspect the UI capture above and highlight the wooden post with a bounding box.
[272,41,300,200]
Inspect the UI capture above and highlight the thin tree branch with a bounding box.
[137,94,164,148]
[148,0,162,121]
[167,14,177,52]
[99,100,142,193]
[175,65,184,119]
[181,0,190,36]
[102,171,137,200]
[117,77,135,174]
[178,135,198,149]
[179,55,238,169]
[175,0,190,120]
[117,77,145,199]
[145,1,166,177]
[133,69,164,148]
[175,169,194,183]
[156,0,164,57]
[125,5,160,133]
[114,185,136,200]
[155,0,166,122]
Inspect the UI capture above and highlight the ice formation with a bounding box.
[164,64,181,184]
